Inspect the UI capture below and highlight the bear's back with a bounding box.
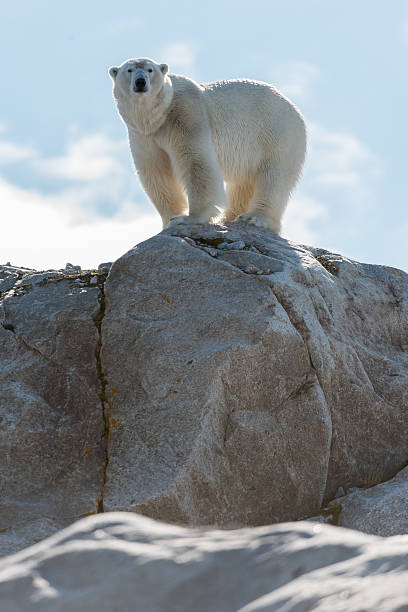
[203,79,296,122]
[166,74,305,180]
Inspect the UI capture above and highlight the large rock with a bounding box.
[324,465,408,536]
[1,512,408,611]
[100,222,408,525]
[1,221,407,555]
[0,266,106,556]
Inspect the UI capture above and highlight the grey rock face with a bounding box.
[324,465,408,536]
[0,267,106,556]
[1,512,408,612]
[1,220,407,555]
[100,222,408,526]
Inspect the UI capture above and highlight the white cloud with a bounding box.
[273,61,320,101]
[34,134,127,182]
[0,124,38,164]
[282,193,327,245]
[0,140,37,164]
[283,122,383,246]
[162,42,198,76]
[306,122,382,191]
[0,127,163,269]
[0,176,161,270]
[0,128,144,226]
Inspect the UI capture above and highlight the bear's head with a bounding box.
[109,58,169,100]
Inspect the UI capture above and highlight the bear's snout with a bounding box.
[134,77,148,93]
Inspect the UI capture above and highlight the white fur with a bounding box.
[109,58,307,232]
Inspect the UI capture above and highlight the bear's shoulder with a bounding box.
[169,73,204,94]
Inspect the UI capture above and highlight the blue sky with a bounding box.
[1,0,407,270]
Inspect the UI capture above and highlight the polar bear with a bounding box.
[109,58,306,233]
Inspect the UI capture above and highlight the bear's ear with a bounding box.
[109,66,119,80]
[159,63,168,76]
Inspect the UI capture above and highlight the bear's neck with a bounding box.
[118,78,174,135]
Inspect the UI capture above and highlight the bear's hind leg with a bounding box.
[223,181,254,222]
[237,163,292,234]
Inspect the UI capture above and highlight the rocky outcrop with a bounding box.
[0,266,106,556]
[1,221,407,555]
[1,512,408,611]
[101,222,408,525]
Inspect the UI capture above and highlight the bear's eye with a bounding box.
[148,69,153,73]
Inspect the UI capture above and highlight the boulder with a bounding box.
[1,512,408,611]
[1,220,407,554]
[0,266,106,556]
[100,222,408,524]
[324,465,408,536]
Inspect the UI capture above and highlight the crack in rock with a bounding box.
[2,266,113,515]
[267,283,333,504]
[270,285,324,390]
[1,322,15,333]
[92,272,109,513]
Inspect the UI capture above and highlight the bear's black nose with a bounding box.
[135,77,147,91]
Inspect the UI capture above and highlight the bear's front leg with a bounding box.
[138,166,188,227]
[130,135,188,227]
[168,131,227,226]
